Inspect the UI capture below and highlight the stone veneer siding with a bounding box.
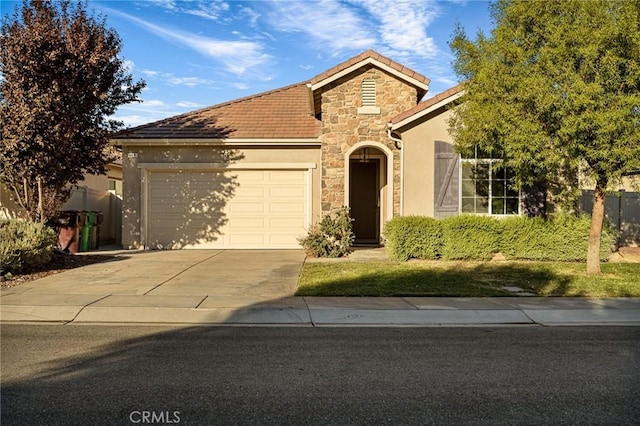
[319,66,418,215]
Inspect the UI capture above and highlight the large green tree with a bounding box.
[0,0,144,223]
[449,0,640,274]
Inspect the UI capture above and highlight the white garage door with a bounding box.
[146,169,309,249]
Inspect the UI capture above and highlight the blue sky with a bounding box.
[1,0,495,127]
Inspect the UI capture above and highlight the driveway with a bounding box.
[2,250,306,298]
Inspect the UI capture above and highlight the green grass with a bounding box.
[296,261,640,297]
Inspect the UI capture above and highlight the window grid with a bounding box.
[460,150,519,215]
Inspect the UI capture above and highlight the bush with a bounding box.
[298,207,355,258]
[440,215,503,260]
[500,214,615,261]
[383,216,442,261]
[0,220,57,274]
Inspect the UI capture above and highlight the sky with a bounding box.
[0,0,495,128]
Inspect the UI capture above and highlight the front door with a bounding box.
[349,159,380,244]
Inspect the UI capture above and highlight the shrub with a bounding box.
[298,207,355,258]
[0,220,56,274]
[383,216,442,261]
[500,214,615,261]
[441,215,503,260]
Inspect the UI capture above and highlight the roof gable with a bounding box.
[390,83,464,131]
[310,50,430,98]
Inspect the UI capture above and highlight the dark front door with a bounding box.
[349,159,380,244]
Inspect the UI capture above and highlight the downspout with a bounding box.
[387,125,404,216]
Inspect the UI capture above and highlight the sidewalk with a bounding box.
[1,294,639,326]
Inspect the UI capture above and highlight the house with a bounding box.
[112,49,639,250]
[0,160,123,246]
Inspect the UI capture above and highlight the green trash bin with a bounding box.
[80,211,96,252]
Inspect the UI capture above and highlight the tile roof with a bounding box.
[390,83,464,126]
[310,49,430,87]
[113,82,321,140]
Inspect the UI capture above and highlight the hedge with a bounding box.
[383,214,615,262]
[0,220,57,274]
[441,215,503,260]
[383,216,441,261]
[500,215,615,261]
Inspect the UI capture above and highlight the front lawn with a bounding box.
[296,261,640,297]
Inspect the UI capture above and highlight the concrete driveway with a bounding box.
[2,249,306,298]
[0,249,309,323]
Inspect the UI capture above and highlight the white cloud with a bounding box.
[122,59,135,72]
[434,76,458,86]
[137,69,217,89]
[265,0,440,60]
[184,2,230,21]
[232,83,249,90]
[267,0,376,54]
[142,99,165,107]
[141,69,160,77]
[139,0,177,11]
[239,6,261,27]
[106,9,272,76]
[349,0,440,59]
[168,76,215,87]
[114,100,182,128]
[176,101,203,108]
[114,114,155,128]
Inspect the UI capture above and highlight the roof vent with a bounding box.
[358,79,381,114]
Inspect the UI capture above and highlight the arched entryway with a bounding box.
[345,143,392,245]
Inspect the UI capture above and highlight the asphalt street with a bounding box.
[1,325,639,425]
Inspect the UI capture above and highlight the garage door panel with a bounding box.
[238,170,266,181]
[269,170,305,181]
[229,202,267,214]
[227,217,266,229]
[269,187,305,199]
[234,186,266,198]
[270,202,305,213]
[189,171,223,181]
[147,169,308,249]
[269,217,305,228]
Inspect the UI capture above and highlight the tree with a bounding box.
[0,0,144,223]
[448,0,640,274]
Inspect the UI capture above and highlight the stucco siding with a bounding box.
[400,107,455,217]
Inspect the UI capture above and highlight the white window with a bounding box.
[108,178,123,198]
[460,147,519,215]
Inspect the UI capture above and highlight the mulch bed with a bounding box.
[0,251,114,289]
